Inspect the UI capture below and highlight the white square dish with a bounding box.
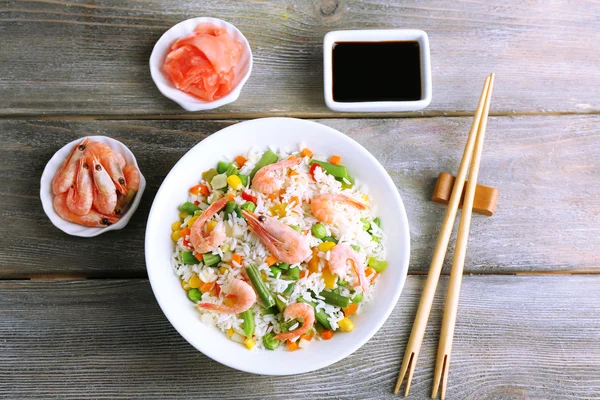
[323,29,432,112]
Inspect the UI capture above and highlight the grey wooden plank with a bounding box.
[1,116,599,277]
[0,276,599,399]
[1,0,599,117]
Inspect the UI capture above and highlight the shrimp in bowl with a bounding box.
[169,145,388,351]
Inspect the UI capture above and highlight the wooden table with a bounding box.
[2,1,599,398]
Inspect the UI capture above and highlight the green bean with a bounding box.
[298,298,333,330]
[179,201,200,215]
[313,321,325,334]
[352,292,364,304]
[321,236,338,244]
[241,309,255,338]
[202,168,218,184]
[202,253,221,267]
[261,306,277,316]
[368,257,388,272]
[338,280,348,287]
[262,333,280,350]
[238,174,249,187]
[371,235,380,243]
[286,266,300,280]
[270,266,282,279]
[223,201,237,221]
[217,161,231,174]
[311,223,327,239]
[225,164,239,176]
[289,225,302,232]
[246,265,276,309]
[350,244,361,252]
[310,160,353,183]
[241,201,256,213]
[319,290,350,308]
[282,282,295,296]
[250,149,278,179]
[277,262,290,271]
[373,217,381,227]
[275,296,287,313]
[181,251,200,265]
[187,288,202,302]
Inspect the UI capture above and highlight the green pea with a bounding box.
[270,266,282,279]
[187,288,202,302]
[289,225,302,232]
[311,223,327,239]
[352,292,364,304]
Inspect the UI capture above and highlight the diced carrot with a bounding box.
[278,188,287,199]
[289,196,300,206]
[330,155,342,165]
[189,184,201,195]
[232,253,243,266]
[300,330,314,341]
[287,341,299,351]
[307,247,319,274]
[288,155,297,160]
[343,303,358,317]
[300,270,308,279]
[321,330,334,340]
[267,193,278,201]
[235,155,247,168]
[265,255,278,266]
[301,148,313,158]
[180,228,191,237]
[200,281,214,293]
[227,193,235,201]
[288,170,298,177]
[213,282,221,297]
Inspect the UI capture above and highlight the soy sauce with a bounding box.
[332,41,422,102]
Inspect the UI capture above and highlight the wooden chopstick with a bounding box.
[431,73,495,400]
[394,75,492,396]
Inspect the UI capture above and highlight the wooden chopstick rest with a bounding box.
[432,172,498,216]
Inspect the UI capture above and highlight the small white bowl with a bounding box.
[149,17,253,112]
[323,29,432,112]
[40,136,146,237]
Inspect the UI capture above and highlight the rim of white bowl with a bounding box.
[149,17,253,111]
[40,135,146,237]
[145,117,410,374]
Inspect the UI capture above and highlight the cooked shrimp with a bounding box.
[190,197,228,254]
[53,192,118,227]
[85,141,127,195]
[329,243,369,292]
[242,210,311,264]
[66,157,93,216]
[251,157,301,194]
[114,164,140,216]
[197,279,256,314]
[274,303,315,341]
[52,138,90,195]
[311,194,366,224]
[91,156,117,215]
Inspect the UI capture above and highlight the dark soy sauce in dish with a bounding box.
[332,41,422,102]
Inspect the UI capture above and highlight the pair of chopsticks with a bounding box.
[394,73,495,399]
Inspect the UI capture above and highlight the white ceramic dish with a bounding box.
[149,17,253,112]
[323,29,432,112]
[145,117,410,375]
[40,136,146,238]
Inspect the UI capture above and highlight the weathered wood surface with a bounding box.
[2,115,598,277]
[2,0,600,117]
[1,276,599,399]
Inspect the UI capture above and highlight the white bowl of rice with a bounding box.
[145,117,410,375]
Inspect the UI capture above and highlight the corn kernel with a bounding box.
[318,242,336,252]
[189,276,202,289]
[219,266,228,275]
[221,243,230,253]
[227,175,243,190]
[178,211,189,219]
[269,203,287,218]
[181,280,190,290]
[206,220,218,233]
[338,317,354,332]
[172,221,182,231]
[261,271,268,281]
[322,265,337,289]
[227,328,234,338]
[244,337,255,350]
[171,230,181,242]
[187,216,199,228]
